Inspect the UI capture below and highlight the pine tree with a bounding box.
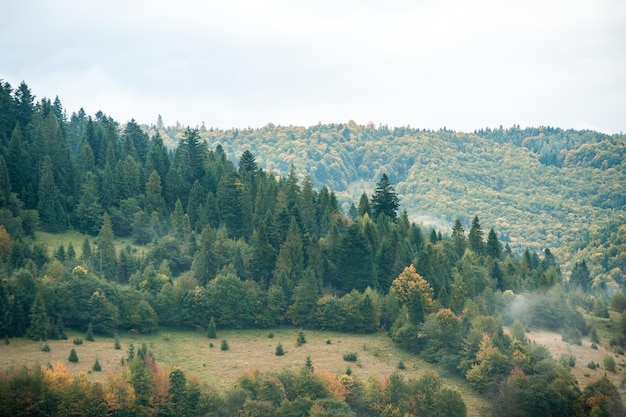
[207,317,217,339]
[96,213,117,280]
[485,228,502,259]
[37,155,66,232]
[357,192,371,217]
[468,216,484,255]
[27,291,50,341]
[68,348,79,362]
[93,357,102,371]
[570,259,591,291]
[371,174,399,221]
[451,219,466,258]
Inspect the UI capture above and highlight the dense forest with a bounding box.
[1,80,625,416]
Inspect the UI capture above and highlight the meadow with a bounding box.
[0,327,489,416]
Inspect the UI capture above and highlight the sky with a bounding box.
[1,0,625,133]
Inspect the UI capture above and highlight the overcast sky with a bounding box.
[2,0,625,133]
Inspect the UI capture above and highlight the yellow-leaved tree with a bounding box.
[390,264,434,324]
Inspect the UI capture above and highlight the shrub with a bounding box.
[305,356,313,371]
[42,343,51,352]
[561,327,582,345]
[275,343,285,356]
[73,338,83,345]
[93,357,101,371]
[603,355,616,372]
[221,340,229,351]
[85,323,94,341]
[397,360,406,370]
[209,342,214,348]
[591,343,598,350]
[68,348,79,363]
[326,339,331,345]
[343,352,358,362]
[590,326,600,344]
[207,317,217,339]
[297,332,306,346]
[114,336,121,350]
[587,361,597,370]
[268,332,274,339]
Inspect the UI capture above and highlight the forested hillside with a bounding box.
[1,80,626,416]
[151,122,626,259]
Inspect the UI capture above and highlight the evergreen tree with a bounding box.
[238,149,258,174]
[146,132,170,182]
[75,172,104,235]
[0,155,12,208]
[451,219,466,258]
[68,348,79,362]
[357,192,371,217]
[570,259,591,291]
[27,291,50,341]
[335,223,376,292]
[37,155,66,232]
[272,218,304,297]
[96,213,117,280]
[371,174,399,221]
[0,278,12,337]
[468,216,484,255]
[485,228,502,259]
[207,317,217,338]
[217,171,244,238]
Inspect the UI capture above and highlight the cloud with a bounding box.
[1,0,625,132]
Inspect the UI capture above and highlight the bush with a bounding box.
[591,343,598,350]
[587,361,597,370]
[209,342,214,348]
[603,355,616,372]
[297,331,306,346]
[93,357,101,371]
[86,323,94,341]
[326,339,331,345]
[221,340,229,351]
[41,343,51,352]
[73,338,83,345]
[268,332,274,339]
[207,317,217,339]
[343,352,358,362]
[68,348,78,363]
[275,343,285,356]
[114,337,121,350]
[561,327,582,345]
[397,360,406,370]
[590,326,600,344]
[610,292,626,312]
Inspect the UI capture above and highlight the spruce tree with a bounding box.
[468,216,484,255]
[207,317,217,339]
[27,291,50,341]
[371,174,399,221]
[96,213,117,280]
[68,348,79,362]
[485,228,502,259]
[37,156,66,232]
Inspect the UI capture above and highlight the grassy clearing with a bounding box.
[0,327,487,416]
[36,230,147,259]
[525,329,625,388]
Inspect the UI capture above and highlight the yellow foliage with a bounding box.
[390,264,434,312]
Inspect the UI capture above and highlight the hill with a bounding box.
[150,123,626,262]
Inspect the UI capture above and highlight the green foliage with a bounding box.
[41,342,50,352]
[297,331,306,346]
[92,357,101,371]
[275,343,284,356]
[221,339,229,351]
[114,335,121,350]
[68,348,78,362]
[603,355,616,372]
[73,338,83,345]
[343,352,358,362]
[85,322,94,341]
[207,317,217,339]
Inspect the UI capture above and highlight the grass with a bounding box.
[36,230,147,259]
[0,327,487,416]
